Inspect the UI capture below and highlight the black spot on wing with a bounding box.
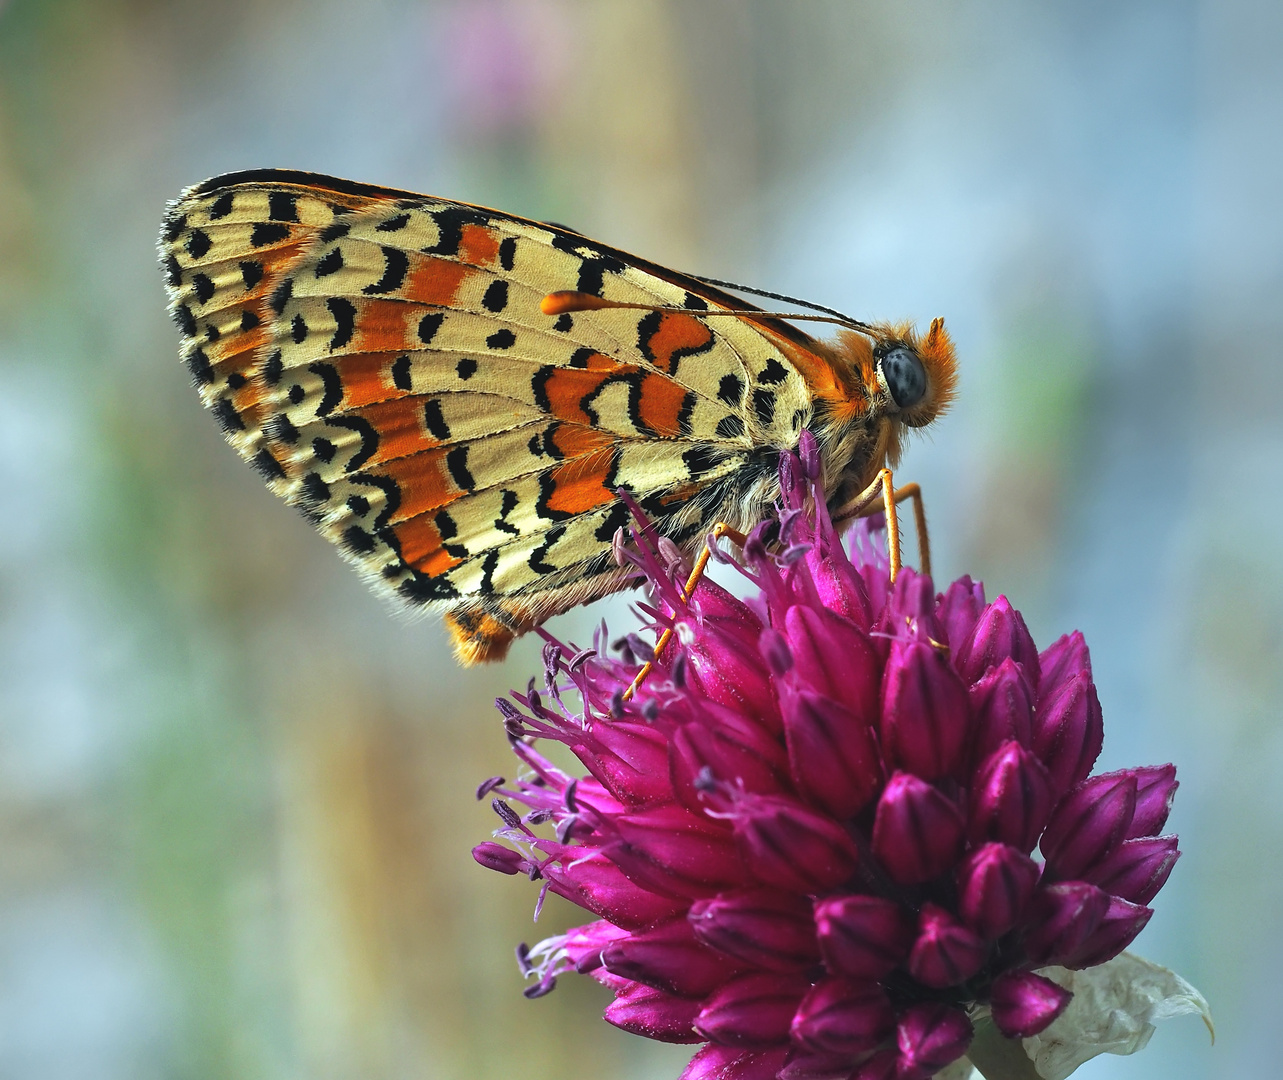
[446,445,474,490]
[173,304,197,338]
[251,448,286,481]
[240,260,264,290]
[211,398,244,433]
[314,248,344,277]
[208,192,234,219]
[752,388,776,425]
[499,236,517,270]
[269,277,293,315]
[190,273,215,304]
[683,291,709,310]
[343,525,377,555]
[718,373,745,406]
[327,297,356,350]
[251,222,291,247]
[186,229,212,259]
[482,280,509,313]
[568,347,594,368]
[715,415,745,439]
[327,415,380,472]
[226,372,247,390]
[312,437,336,463]
[263,350,283,385]
[418,311,444,345]
[486,328,516,350]
[422,399,450,440]
[553,313,573,332]
[319,221,350,244]
[241,309,260,332]
[268,191,299,222]
[164,254,182,288]
[391,355,412,391]
[301,472,331,504]
[308,361,343,416]
[376,212,410,232]
[264,413,300,445]
[185,347,214,385]
[291,313,308,343]
[594,499,630,542]
[528,520,567,569]
[758,357,788,385]
[162,212,187,243]
[363,246,409,294]
[456,357,477,380]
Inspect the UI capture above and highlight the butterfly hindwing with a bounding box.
[161,169,829,660]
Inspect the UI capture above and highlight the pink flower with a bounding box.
[473,434,1180,1079]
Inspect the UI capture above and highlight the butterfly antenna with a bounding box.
[691,275,873,333]
[541,291,875,334]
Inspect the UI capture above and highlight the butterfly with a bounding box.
[160,170,957,664]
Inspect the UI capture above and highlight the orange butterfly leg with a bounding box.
[623,523,747,701]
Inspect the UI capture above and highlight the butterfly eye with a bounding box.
[880,347,927,409]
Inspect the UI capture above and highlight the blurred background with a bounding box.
[0,0,1278,1077]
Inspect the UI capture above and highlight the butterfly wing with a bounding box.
[161,169,842,662]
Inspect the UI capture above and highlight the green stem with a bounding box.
[967,1017,1042,1080]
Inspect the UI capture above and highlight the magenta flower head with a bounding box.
[473,439,1183,1080]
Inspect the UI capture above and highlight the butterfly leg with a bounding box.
[831,470,932,582]
[623,522,747,701]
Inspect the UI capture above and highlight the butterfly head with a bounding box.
[869,317,958,429]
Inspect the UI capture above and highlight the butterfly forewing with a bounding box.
[161,170,829,661]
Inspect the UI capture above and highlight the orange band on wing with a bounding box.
[545,449,617,516]
[392,515,461,576]
[354,300,417,354]
[404,258,472,307]
[458,224,500,268]
[643,313,713,374]
[637,372,689,436]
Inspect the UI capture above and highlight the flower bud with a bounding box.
[871,772,965,884]
[957,843,1040,939]
[542,849,687,929]
[783,605,881,721]
[679,1044,790,1080]
[1082,834,1180,905]
[681,621,781,732]
[954,595,1040,687]
[880,640,970,780]
[989,970,1073,1038]
[936,575,986,654]
[790,978,896,1055]
[578,719,673,806]
[968,657,1035,766]
[907,904,988,988]
[887,568,944,643]
[1032,671,1104,797]
[1037,630,1092,698]
[688,889,820,973]
[1041,772,1138,880]
[669,710,788,814]
[730,794,859,893]
[850,1049,898,1080]
[604,981,702,1042]
[1126,764,1178,838]
[778,1045,865,1080]
[472,841,525,875]
[782,690,882,819]
[607,803,746,899]
[895,1002,973,1078]
[1022,881,1111,965]
[968,741,1056,853]
[813,894,914,980]
[1062,896,1153,969]
[602,916,743,995]
[694,972,811,1047]
[809,556,872,630]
